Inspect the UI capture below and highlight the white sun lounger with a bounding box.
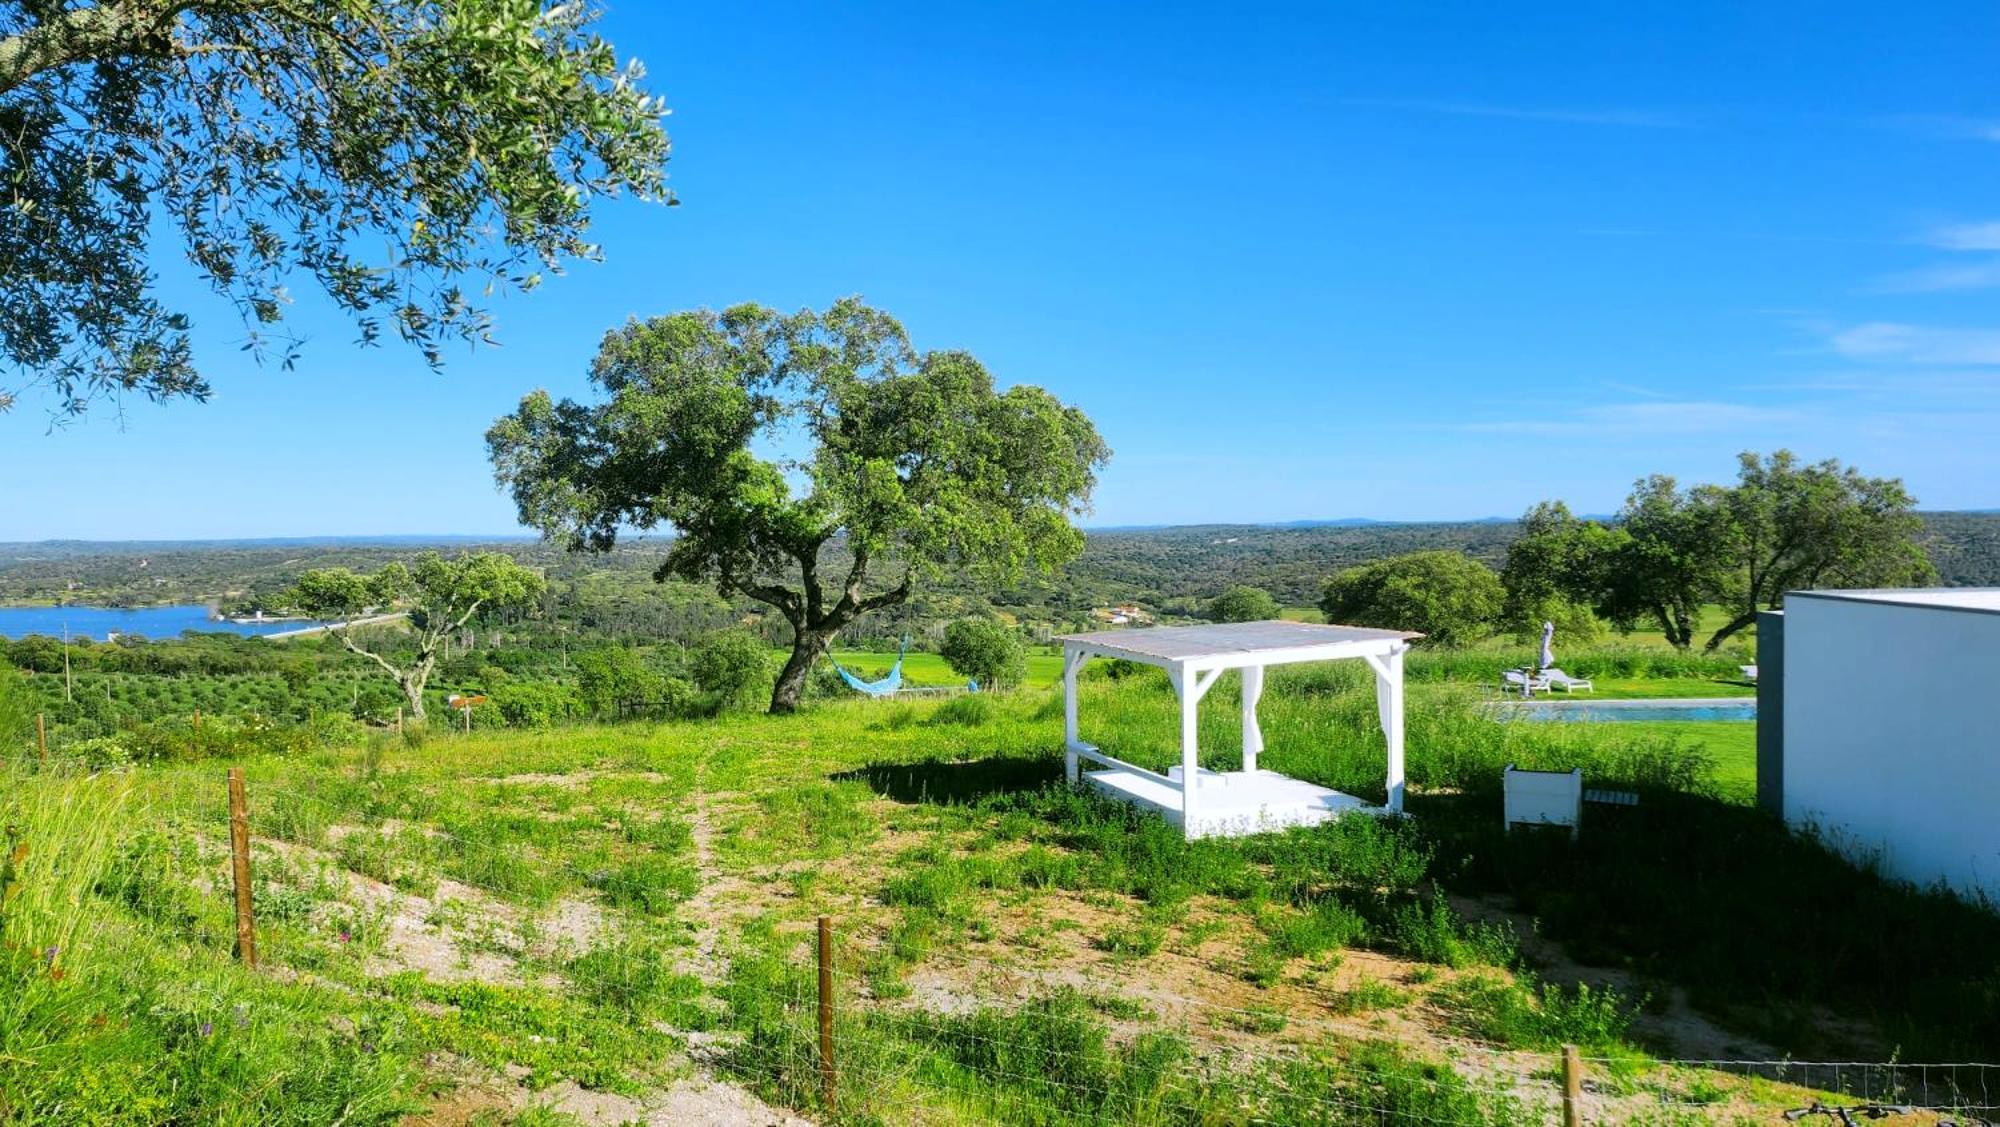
[1542,668,1594,693]
[1501,670,1550,695]
[1740,664,1758,682]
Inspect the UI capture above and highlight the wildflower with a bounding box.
[233,1004,250,1028]
[42,945,59,963]
[338,930,352,943]
[199,1021,214,1037]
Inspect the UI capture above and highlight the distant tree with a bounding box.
[573,647,662,717]
[940,618,1027,689]
[1702,450,1932,651]
[690,629,771,711]
[286,553,544,720]
[1206,585,1280,623]
[1319,550,1503,647]
[1595,476,1728,650]
[1499,502,1615,642]
[0,1,671,416]
[489,299,1109,714]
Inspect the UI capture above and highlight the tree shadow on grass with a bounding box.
[832,753,1064,805]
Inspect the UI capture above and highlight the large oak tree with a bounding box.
[487,299,1110,713]
[0,0,670,415]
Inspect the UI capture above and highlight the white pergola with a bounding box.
[1058,620,1421,839]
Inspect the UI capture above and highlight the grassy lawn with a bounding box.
[1616,719,1758,802]
[9,667,1993,1125]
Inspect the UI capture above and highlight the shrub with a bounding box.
[1207,585,1281,623]
[1432,973,1640,1053]
[691,630,773,710]
[489,681,581,728]
[926,693,993,727]
[0,664,34,754]
[574,647,663,716]
[1320,550,1504,647]
[939,618,1027,690]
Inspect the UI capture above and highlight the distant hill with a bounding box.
[4,512,1996,620]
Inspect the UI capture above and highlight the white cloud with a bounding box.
[1876,115,2000,142]
[1455,400,1804,435]
[1871,259,2000,292]
[1339,98,1687,129]
[1829,322,2000,365]
[1926,221,2000,251]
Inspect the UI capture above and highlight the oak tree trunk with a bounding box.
[769,628,833,715]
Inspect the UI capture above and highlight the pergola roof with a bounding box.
[1057,620,1421,667]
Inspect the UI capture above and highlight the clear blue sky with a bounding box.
[6,1,2000,540]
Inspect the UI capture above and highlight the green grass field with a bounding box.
[1610,719,1757,802]
[9,654,1993,1126]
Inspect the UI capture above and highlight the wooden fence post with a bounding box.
[1562,1044,1583,1127]
[818,915,836,1109]
[35,713,46,764]
[227,768,257,968]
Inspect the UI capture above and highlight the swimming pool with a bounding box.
[1502,699,1757,723]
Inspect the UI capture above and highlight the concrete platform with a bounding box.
[1083,765,1381,839]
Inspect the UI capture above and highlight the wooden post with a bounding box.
[35,713,46,764]
[817,915,835,1109]
[227,768,258,968]
[1561,1043,1583,1127]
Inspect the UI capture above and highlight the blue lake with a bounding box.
[0,605,327,642]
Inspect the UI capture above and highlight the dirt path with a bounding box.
[678,755,732,984]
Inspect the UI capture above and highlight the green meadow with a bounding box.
[5,658,1992,1126]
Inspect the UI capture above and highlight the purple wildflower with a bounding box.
[199,1021,214,1037]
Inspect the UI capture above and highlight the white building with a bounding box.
[1771,589,2000,901]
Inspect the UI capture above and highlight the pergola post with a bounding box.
[1241,664,1265,774]
[1062,648,1084,783]
[1370,646,1408,813]
[1170,666,1198,835]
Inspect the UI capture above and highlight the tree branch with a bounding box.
[0,1,188,93]
[327,625,404,681]
[857,570,913,615]
[740,582,803,623]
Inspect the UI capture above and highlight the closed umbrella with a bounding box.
[1538,621,1555,671]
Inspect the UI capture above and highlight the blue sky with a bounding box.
[6,0,2000,540]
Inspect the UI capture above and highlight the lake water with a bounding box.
[1506,700,1757,723]
[0,605,328,642]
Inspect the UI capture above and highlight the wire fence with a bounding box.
[6,742,2000,1125]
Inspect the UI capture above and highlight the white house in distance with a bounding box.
[1769,589,2000,901]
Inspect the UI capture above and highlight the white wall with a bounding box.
[1783,594,2000,901]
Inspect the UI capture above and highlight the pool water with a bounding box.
[1506,701,1757,723]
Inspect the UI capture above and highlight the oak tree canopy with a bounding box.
[0,0,672,416]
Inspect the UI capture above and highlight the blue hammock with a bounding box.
[833,637,908,697]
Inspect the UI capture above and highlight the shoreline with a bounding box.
[265,612,408,639]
